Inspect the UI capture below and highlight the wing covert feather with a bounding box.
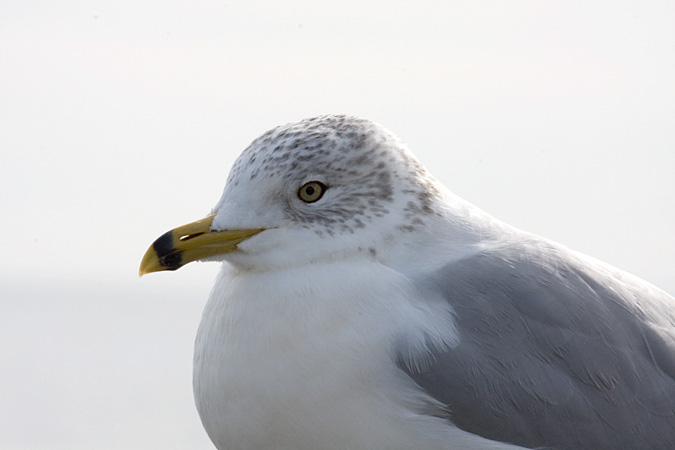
[403,237,675,449]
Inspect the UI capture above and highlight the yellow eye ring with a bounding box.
[298,181,327,203]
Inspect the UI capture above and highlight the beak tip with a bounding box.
[139,246,162,277]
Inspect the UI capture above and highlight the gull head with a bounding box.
[140,115,450,275]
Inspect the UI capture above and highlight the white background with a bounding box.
[1,1,673,449]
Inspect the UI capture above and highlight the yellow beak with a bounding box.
[139,214,264,276]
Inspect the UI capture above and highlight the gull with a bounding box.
[140,115,675,449]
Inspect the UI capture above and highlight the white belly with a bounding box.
[192,260,525,450]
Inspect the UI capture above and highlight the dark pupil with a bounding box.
[305,186,315,196]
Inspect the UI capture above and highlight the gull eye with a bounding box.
[298,181,327,203]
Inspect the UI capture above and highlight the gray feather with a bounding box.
[402,233,675,449]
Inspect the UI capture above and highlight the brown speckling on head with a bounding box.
[225,115,443,236]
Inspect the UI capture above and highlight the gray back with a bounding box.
[403,238,675,449]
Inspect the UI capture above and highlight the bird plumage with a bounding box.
[142,115,675,449]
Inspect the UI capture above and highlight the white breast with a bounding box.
[193,259,527,450]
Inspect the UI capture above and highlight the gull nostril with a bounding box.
[179,232,204,241]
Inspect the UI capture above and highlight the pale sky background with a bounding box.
[1,1,673,449]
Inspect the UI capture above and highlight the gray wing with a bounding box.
[402,235,675,449]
